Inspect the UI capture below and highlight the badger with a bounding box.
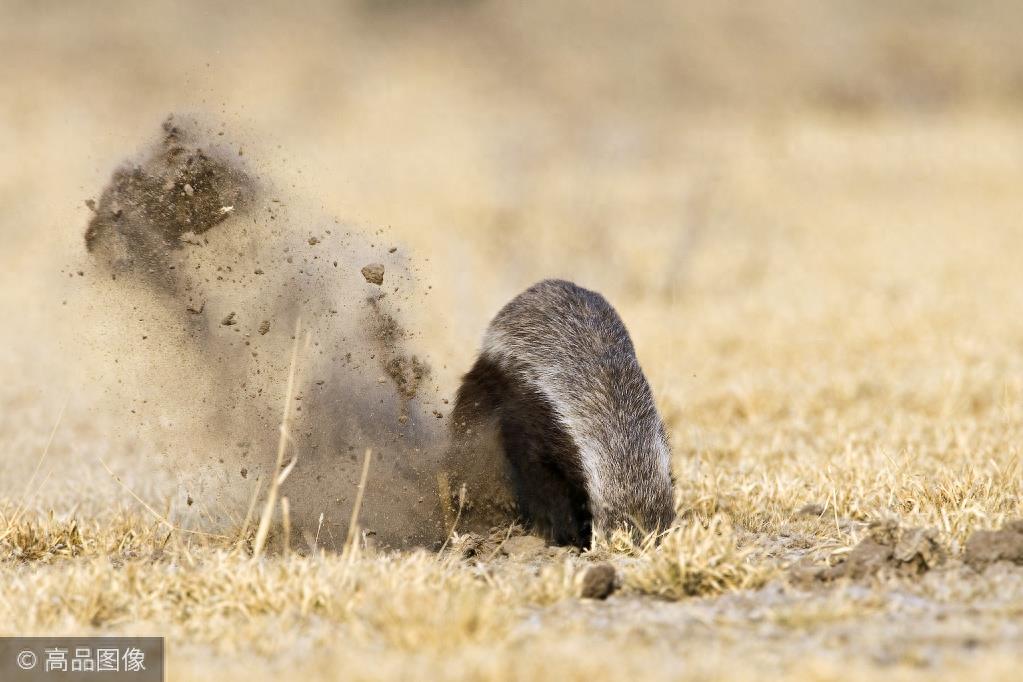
[445,279,676,547]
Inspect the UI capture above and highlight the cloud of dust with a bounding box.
[76,115,452,550]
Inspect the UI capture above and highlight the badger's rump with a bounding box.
[444,279,674,544]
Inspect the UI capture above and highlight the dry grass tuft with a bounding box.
[1,514,86,563]
[622,516,778,599]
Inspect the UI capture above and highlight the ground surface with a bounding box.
[3,2,1023,680]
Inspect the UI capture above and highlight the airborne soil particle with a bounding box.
[361,263,385,285]
[84,115,254,288]
[363,295,433,427]
[384,355,430,401]
[80,116,451,550]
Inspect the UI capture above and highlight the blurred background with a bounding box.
[3,0,1023,509]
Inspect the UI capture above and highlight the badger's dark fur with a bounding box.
[446,279,675,547]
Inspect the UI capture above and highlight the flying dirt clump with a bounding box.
[361,263,385,285]
[77,115,452,550]
[963,520,1023,570]
[798,519,947,582]
[85,116,254,290]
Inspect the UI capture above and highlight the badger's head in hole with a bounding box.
[570,351,677,541]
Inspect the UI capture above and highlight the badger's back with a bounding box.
[447,279,674,546]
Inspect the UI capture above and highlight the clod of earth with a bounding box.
[384,354,430,401]
[361,263,385,285]
[963,520,1023,570]
[83,115,253,286]
[501,535,546,559]
[580,563,618,600]
[258,320,270,335]
[803,520,946,582]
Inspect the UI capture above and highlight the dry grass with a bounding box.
[3,510,1023,681]
[620,517,778,599]
[4,1,1023,680]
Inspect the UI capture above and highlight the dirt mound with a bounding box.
[77,116,450,549]
[963,520,1023,570]
[798,520,947,582]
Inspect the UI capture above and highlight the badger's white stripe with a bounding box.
[483,326,610,510]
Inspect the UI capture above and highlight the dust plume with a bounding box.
[77,116,451,550]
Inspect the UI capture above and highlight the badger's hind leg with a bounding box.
[496,373,592,547]
[448,354,592,547]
